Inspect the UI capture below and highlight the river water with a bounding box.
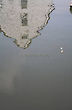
[0,0,72,110]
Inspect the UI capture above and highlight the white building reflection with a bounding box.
[0,0,54,49]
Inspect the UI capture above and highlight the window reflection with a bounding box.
[20,13,28,26]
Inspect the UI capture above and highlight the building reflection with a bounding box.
[0,0,54,49]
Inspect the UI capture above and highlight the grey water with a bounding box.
[0,0,72,110]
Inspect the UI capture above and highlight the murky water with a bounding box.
[0,0,72,110]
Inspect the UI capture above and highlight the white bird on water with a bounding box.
[60,47,64,54]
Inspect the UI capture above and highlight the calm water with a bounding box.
[0,0,72,110]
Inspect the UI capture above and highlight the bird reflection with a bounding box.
[0,0,54,49]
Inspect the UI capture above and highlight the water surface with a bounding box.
[0,0,72,110]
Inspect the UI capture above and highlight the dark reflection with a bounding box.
[0,0,54,49]
[21,0,27,9]
[0,0,2,9]
[0,26,1,32]
[70,7,72,14]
